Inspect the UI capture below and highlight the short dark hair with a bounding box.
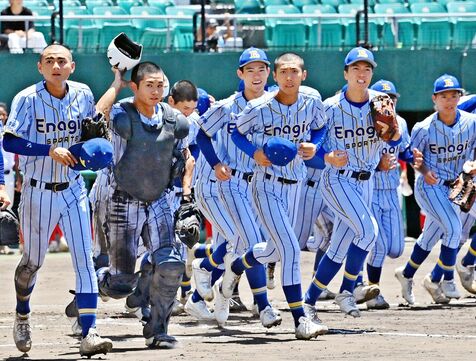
[0,102,7,112]
[170,80,198,103]
[39,43,72,62]
[274,52,305,71]
[131,62,163,86]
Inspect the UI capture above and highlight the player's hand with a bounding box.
[298,142,316,160]
[0,186,11,210]
[111,67,128,89]
[412,148,424,170]
[324,150,348,168]
[49,146,78,167]
[253,149,272,167]
[378,153,397,171]
[214,163,232,181]
[423,170,438,185]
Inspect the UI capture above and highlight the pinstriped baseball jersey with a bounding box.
[236,89,326,181]
[374,116,410,190]
[198,92,254,173]
[411,110,476,181]
[5,80,95,183]
[323,89,388,172]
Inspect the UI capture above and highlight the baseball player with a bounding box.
[221,52,328,339]
[2,44,112,356]
[362,80,412,309]
[303,48,403,318]
[395,74,476,305]
[0,133,12,209]
[194,47,282,328]
[94,62,193,348]
[458,94,476,114]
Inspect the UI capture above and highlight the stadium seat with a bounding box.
[117,0,143,13]
[130,6,169,49]
[234,0,263,14]
[28,6,53,43]
[165,6,196,50]
[147,0,175,13]
[268,22,307,49]
[375,0,404,4]
[348,0,376,7]
[291,0,318,11]
[92,6,136,49]
[24,0,49,7]
[374,3,415,48]
[60,0,83,7]
[406,0,432,5]
[263,0,290,6]
[85,0,113,10]
[319,0,346,9]
[63,7,100,51]
[303,4,342,48]
[338,4,379,47]
[265,4,301,44]
[447,2,476,49]
[410,2,450,49]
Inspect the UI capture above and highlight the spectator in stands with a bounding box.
[1,0,47,54]
[196,17,232,52]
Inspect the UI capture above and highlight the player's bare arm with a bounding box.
[48,146,78,167]
[182,147,194,197]
[0,185,11,210]
[298,142,317,160]
[213,162,232,181]
[412,148,424,170]
[253,148,272,167]
[96,67,128,121]
[324,150,348,168]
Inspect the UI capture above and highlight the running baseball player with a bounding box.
[2,44,112,357]
[94,62,194,348]
[194,47,282,328]
[362,79,412,309]
[302,48,402,318]
[221,52,328,339]
[0,130,12,209]
[395,74,476,305]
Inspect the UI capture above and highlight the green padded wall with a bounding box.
[1,49,474,112]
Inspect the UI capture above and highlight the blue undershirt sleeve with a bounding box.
[231,128,258,159]
[3,133,51,156]
[196,129,220,168]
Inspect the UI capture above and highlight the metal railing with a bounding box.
[1,12,475,51]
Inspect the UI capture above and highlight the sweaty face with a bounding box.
[175,100,198,117]
[238,62,270,95]
[135,72,165,107]
[273,61,306,96]
[433,90,461,115]
[344,61,373,90]
[37,45,75,85]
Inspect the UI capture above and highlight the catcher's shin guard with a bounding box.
[144,249,184,345]
[126,259,152,309]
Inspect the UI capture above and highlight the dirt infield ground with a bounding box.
[1,240,475,361]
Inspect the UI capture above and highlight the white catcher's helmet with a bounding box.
[107,33,143,71]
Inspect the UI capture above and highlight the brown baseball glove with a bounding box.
[449,171,476,213]
[370,94,398,142]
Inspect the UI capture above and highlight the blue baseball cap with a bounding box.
[433,74,464,94]
[344,47,377,68]
[371,79,400,97]
[239,47,270,68]
[263,137,297,167]
[69,138,113,171]
[197,88,210,116]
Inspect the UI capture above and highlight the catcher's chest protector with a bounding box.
[113,102,176,202]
